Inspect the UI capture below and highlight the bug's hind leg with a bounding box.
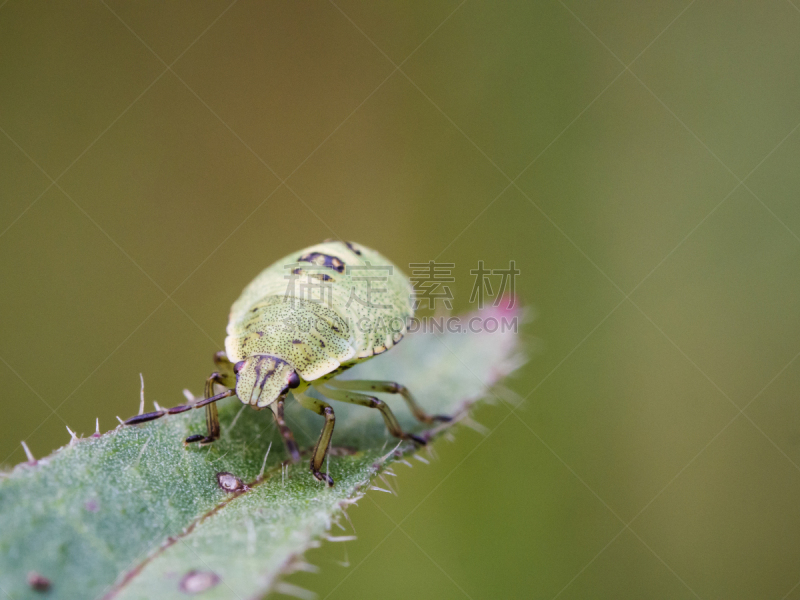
[326,379,451,424]
[184,372,229,445]
[317,385,427,445]
[270,398,301,463]
[294,392,335,487]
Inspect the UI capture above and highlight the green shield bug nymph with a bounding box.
[125,240,449,486]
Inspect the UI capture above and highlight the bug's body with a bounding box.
[125,241,446,486]
[225,240,413,405]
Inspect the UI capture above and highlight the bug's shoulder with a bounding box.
[225,296,357,381]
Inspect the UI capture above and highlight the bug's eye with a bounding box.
[287,371,301,389]
[233,361,246,375]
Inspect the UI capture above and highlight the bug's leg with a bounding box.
[270,398,301,463]
[184,372,226,445]
[316,385,427,445]
[326,379,451,424]
[294,392,335,486]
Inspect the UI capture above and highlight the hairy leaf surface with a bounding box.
[0,303,524,599]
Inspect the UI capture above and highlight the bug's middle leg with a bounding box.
[325,379,451,424]
[294,392,335,487]
[316,385,427,445]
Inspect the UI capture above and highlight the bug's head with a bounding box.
[233,355,302,407]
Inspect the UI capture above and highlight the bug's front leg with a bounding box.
[326,379,451,424]
[270,398,301,463]
[184,372,226,446]
[184,352,238,445]
[316,385,427,445]
[294,392,335,486]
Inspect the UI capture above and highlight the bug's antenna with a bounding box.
[124,389,235,426]
[195,389,235,407]
[138,373,145,415]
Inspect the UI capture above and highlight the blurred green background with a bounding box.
[2,1,800,598]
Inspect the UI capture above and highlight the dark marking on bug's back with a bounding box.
[292,339,302,344]
[345,241,362,255]
[297,252,345,273]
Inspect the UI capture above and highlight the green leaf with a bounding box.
[0,304,525,599]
